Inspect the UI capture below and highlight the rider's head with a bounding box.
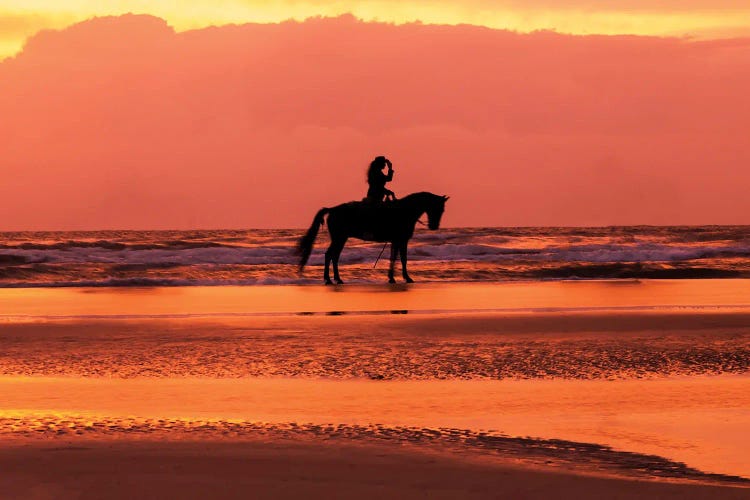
[370,156,387,171]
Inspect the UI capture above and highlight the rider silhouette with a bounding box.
[365,156,395,203]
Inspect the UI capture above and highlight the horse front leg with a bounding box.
[331,237,347,284]
[400,241,413,283]
[388,243,399,284]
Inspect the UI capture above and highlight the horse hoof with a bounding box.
[388,278,396,284]
[325,280,334,286]
[405,277,414,283]
[335,279,344,285]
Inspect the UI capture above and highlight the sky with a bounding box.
[0,3,749,229]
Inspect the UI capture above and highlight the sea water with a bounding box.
[0,226,748,286]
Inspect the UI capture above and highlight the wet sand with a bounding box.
[4,440,748,500]
[2,279,750,319]
[1,281,749,497]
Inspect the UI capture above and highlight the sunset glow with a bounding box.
[2,0,750,59]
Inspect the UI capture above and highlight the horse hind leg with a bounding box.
[325,237,346,285]
[322,229,335,285]
[324,248,333,285]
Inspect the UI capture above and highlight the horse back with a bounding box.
[326,200,405,242]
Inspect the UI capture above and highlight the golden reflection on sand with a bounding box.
[2,375,749,478]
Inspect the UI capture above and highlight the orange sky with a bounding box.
[0,10,749,229]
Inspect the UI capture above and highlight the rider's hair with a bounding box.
[367,156,387,178]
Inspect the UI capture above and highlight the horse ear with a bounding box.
[443,195,450,201]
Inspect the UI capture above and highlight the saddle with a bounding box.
[349,199,396,241]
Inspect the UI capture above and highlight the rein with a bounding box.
[373,243,388,268]
[374,217,427,268]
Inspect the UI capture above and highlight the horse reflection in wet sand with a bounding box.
[297,192,449,284]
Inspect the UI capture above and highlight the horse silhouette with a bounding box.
[298,192,449,284]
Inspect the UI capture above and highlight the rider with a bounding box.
[365,156,395,203]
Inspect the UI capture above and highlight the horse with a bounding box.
[297,192,449,284]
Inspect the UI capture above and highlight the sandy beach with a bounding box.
[1,281,749,498]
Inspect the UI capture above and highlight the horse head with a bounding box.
[426,194,449,230]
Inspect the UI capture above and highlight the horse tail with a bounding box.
[297,207,330,272]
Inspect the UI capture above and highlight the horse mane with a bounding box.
[397,191,439,204]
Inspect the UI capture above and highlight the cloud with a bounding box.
[0,11,79,60]
[3,0,750,61]
[0,14,748,229]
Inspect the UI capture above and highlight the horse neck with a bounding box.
[400,193,431,224]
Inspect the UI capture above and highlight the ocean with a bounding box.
[0,226,749,287]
